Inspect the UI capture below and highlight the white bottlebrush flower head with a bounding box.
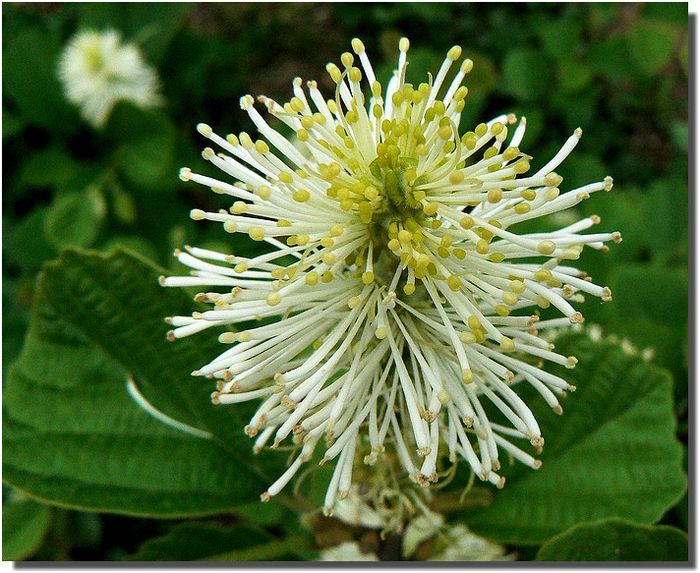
[58,29,162,127]
[162,38,620,515]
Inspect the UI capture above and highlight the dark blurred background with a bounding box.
[3,2,688,559]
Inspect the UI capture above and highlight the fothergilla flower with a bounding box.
[161,38,620,515]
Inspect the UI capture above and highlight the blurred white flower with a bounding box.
[58,29,161,127]
[320,541,378,561]
[432,524,512,561]
[162,37,619,514]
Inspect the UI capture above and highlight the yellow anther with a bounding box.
[364,186,379,201]
[514,159,530,174]
[403,283,416,295]
[300,116,314,129]
[256,186,271,202]
[388,239,401,252]
[503,291,518,305]
[483,146,498,160]
[460,215,474,229]
[461,59,473,73]
[494,305,510,317]
[351,38,365,53]
[223,220,238,233]
[491,122,505,135]
[322,271,334,283]
[249,227,265,241]
[398,230,413,244]
[293,189,310,202]
[468,316,481,330]
[500,337,516,352]
[514,202,531,214]
[447,275,462,291]
[438,125,452,140]
[279,172,294,184]
[340,52,354,68]
[452,248,466,260]
[254,139,269,154]
[190,208,205,220]
[362,271,375,285]
[487,189,503,203]
[234,262,248,273]
[322,252,337,265]
[305,271,319,286]
[423,203,438,216]
[476,239,489,254]
[462,369,473,383]
[375,326,388,340]
[320,237,334,248]
[544,188,560,201]
[459,331,476,344]
[536,295,551,308]
[510,280,525,293]
[537,240,557,255]
[348,66,362,83]
[447,45,462,61]
[231,201,248,215]
[347,295,361,309]
[503,146,519,161]
[545,172,563,187]
[534,269,552,282]
[330,224,344,237]
[276,219,292,227]
[399,37,410,52]
[450,171,465,184]
[266,292,281,306]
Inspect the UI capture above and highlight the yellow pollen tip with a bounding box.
[500,337,516,352]
[266,292,281,306]
[537,240,557,255]
[249,227,265,241]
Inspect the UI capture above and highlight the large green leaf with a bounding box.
[3,248,282,517]
[127,522,310,561]
[465,333,686,545]
[2,499,52,560]
[536,519,688,561]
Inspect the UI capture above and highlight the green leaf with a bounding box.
[589,36,635,82]
[2,499,52,561]
[500,49,550,101]
[536,519,688,561]
[3,248,280,517]
[557,59,592,93]
[629,20,681,77]
[105,102,176,190]
[4,207,59,272]
[127,522,309,561]
[465,333,686,545]
[2,29,78,132]
[44,189,104,249]
[78,3,191,63]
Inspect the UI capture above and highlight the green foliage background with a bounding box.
[3,2,689,561]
